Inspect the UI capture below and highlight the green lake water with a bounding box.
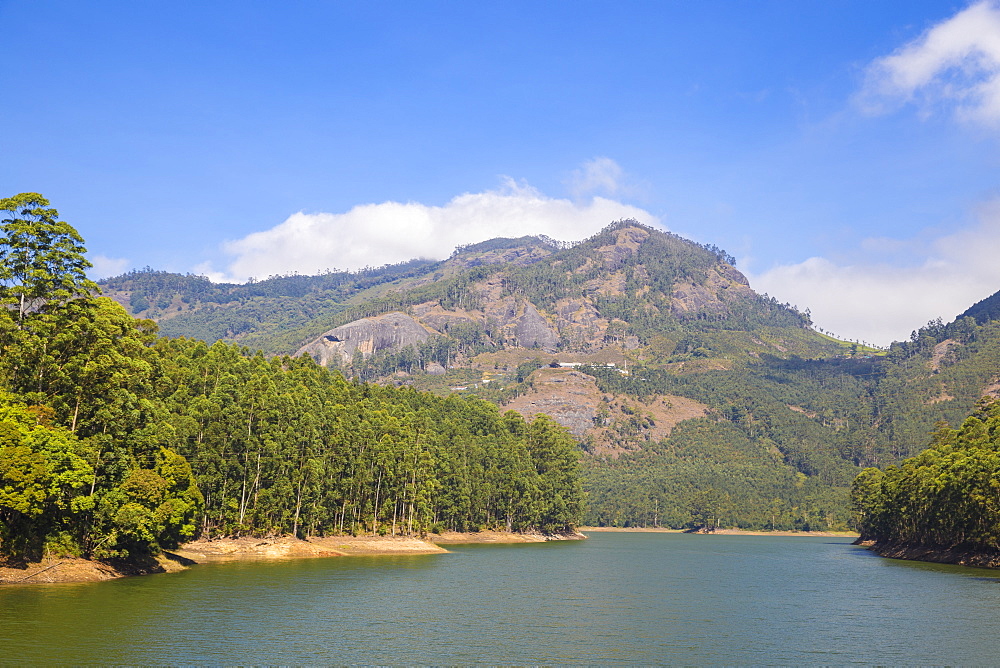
[3,532,1000,664]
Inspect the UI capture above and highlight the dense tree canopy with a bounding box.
[852,398,1000,551]
[0,194,584,564]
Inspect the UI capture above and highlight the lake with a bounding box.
[3,532,1000,664]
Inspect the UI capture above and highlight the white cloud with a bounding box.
[214,177,658,282]
[566,157,651,202]
[859,1,1000,125]
[749,202,1000,346]
[189,261,231,284]
[88,254,130,280]
[567,157,625,198]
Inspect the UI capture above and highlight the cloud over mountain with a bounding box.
[750,200,1000,346]
[212,178,658,282]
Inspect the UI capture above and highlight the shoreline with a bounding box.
[579,526,859,538]
[0,530,585,585]
[0,553,189,585]
[171,535,449,562]
[858,539,1000,569]
[430,529,586,544]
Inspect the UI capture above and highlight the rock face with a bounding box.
[505,369,603,439]
[515,302,559,350]
[448,244,553,269]
[297,312,433,365]
[410,302,481,332]
[295,221,770,368]
[670,265,754,318]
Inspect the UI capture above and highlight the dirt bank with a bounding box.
[859,540,1000,569]
[172,535,448,561]
[0,536,447,585]
[0,553,187,585]
[1,530,584,584]
[580,526,858,538]
[707,528,859,537]
[579,526,683,533]
[430,529,587,544]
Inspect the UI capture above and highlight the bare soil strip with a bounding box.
[1,530,584,584]
[0,553,186,585]
[430,529,586,544]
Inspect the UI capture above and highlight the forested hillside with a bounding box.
[95,212,1000,533]
[100,258,438,349]
[577,300,1000,529]
[848,305,1000,561]
[0,193,583,566]
[102,221,825,359]
[99,220,861,530]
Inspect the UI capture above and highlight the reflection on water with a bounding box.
[3,533,1000,664]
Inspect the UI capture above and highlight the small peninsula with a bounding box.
[1,530,586,584]
[852,398,1000,568]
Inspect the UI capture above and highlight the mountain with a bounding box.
[99,220,1000,530]
[99,258,440,350]
[102,221,819,355]
[959,289,1000,325]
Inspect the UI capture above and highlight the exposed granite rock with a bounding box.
[471,277,559,351]
[295,224,759,367]
[410,302,481,332]
[448,245,553,269]
[929,338,960,373]
[297,312,434,365]
[515,302,559,351]
[505,369,602,438]
[581,271,626,297]
[554,297,608,350]
[670,265,754,319]
[594,226,649,270]
[503,367,711,452]
[721,264,750,286]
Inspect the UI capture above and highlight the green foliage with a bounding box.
[852,399,1000,551]
[89,447,203,558]
[101,260,439,348]
[0,394,93,560]
[958,288,1000,326]
[0,194,584,563]
[579,301,1000,530]
[0,193,98,326]
[583,418,850,530]
[100,219,813,360]
[527,415,585,532]
[72,208,1000,541]
[149,339,583,537]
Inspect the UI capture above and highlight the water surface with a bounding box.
[3,532,1000,664]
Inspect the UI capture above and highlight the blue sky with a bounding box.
[4,1,1000,345]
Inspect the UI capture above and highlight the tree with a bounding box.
[0,393,94,561]
[526,414,584,532]
[0,192,98,327]
[88,447,203,558]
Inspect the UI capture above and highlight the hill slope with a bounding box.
[100,220,1000,530]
